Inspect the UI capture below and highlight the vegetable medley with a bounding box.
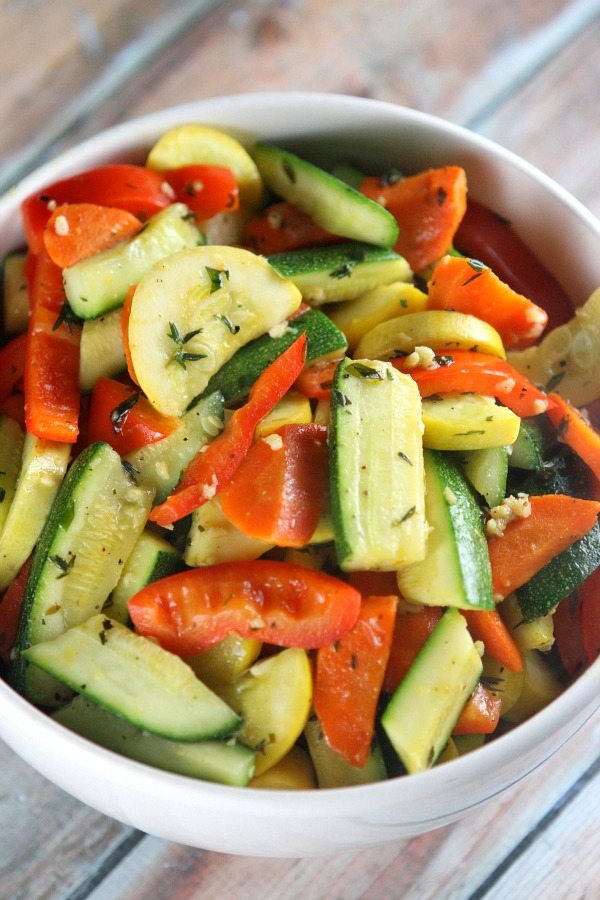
[1,123,600,790]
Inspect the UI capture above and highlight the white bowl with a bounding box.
[1,93,599,858]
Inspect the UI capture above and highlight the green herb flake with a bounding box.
[433,354,453,367]
[462,258,488,286]
[0,488,5,503]
[379,168,402,187]
[399,298,408,308]
[52,300,82,333]
[206,266,230,293]
[121,460,139,483]
[331,388,352,408]
[345,362,383,380]
[167,320,207,369]
[329,262,354,279]
[110,392,140,433]
[282,160,296,183]
[215,313,240,335]
[393,506,416,526]
[397,451,413,466]
[454,429,486,436]
[50,553,76,579]
[545,371,566,393]
[437,187,447,205]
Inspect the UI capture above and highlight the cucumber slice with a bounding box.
[381,608,483,773]
[355,309,506,361]
[0,435,71,592]
[304,718,387,787]
[397,449,494,610]
[79,309,126,393]
[460,445,509,507]
[12,442,154,706]
[509,418,545,470]
[128,245,301,416]
[329,358,427,571]
[124,392,224,504]
[108,530,184,624]
[24,614,240,740]
[200,308,347,406]
[53,696,255,786]
[268,242,410,306]
[253,143,398,248]
[517,521,600,622]
[2,251,29,336]
[64,204,201,319]
[0,415,25,538]
[422,393,521,451]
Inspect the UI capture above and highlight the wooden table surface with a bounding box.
[1,1,599,897]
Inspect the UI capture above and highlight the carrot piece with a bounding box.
[219,423,328,548]
[547,392,600,484]
[488,494,600,600]
[463,608,523,673]
[313,595,397,767]
[579,566,600,666]
[360,166,467,272]
[43,203,142,269]
[383,603,442,694]
[0,333,27,403]
[427,254,548,350]
[245,201,338,255]
[0,557,31,664]
[294,357,342,400]
[452,682,502,735]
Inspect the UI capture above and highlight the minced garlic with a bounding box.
[262,433,283,451]
[402,345,438,370]
[54,214,70,236]
[485,492,531,537]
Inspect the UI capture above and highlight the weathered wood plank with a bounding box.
[81,712,600,899]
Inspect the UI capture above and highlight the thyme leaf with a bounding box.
[110,392,140,433]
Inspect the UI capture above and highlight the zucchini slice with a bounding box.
[108,530,184,624]
[54,696,255,786]
[12,442,154,706]
[253,143,399,248]
[2,251,29,336]
[24,614,241,741]
[128,245,301,416]
[0,415,25,539]
[79,309,127,393]
[329,357,427,571]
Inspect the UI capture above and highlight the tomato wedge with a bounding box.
[393,349,551,418]
[86,376,179,456]
[21,164,171,254]
[313,595,397,767]
[219,423,328,547]
[161,165,239,218]
[128,560,362,655]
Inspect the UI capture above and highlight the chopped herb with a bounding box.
[462,258,488,286]
[437,186,447,205]
[397,451,413,466]
[110,392,140,433]
[454,429,486,436]
[282,160,296,183]
[99,618,114,645]
[215,313,240,334]
[398,505,416,523]
[0,488,5,503]
[329,262,354,279]
[206,266,229,292]
[427,393,444,402]
[121,460,139,482]
[379,168,402,187]
[52,300,82,333]
[345,362,383,380]
[433,354,453,367]
[167,320,207,369]
[545,371,566,392]
[331,388,352,407]
[50,553,76,579]
[350,654,358,670]
[399,298,408,308]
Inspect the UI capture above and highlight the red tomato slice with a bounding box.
[128,560,362,655]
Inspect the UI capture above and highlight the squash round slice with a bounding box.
[128,246,302,417]
[146,124,263,209]
[354,309,506,360]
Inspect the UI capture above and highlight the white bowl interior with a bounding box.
[1,92,599,857]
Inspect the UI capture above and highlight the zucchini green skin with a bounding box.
[253,143,398,248]
[397,450,494,610]
[517,521,600,621]
[381,608,483,773]
[509,418,545,471]
[24,614,241,741]
[200,308,347,405]
[108,530,184,624]
[53,696,255,787]
[268,242,411,305]
[11,442,154,706]
[459,446,508,508]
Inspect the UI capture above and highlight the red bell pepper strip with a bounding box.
[554,594,586,677]
[0,333,27,403]
[245,201,339,255]
[393,349,551,418]
[360,166,467,273]
[455,199,573,331]
[348,570,399,598]
[579,566,600,666]
[219,423,328,547]
[452,683,502,735]
[546,392,600,484]
[128,560,362,655]
[150,334,308,526]
[161,165,239,219]
[86,376,179,456]
[0,557,31,664]
[42,203,142,269]
[313,594,398,767]
[21,164,171,254]
[427,254,548,350]
[294,357,342,400]
[463,609,523,673]
[24,250,80,443]
[383,603,442,694]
